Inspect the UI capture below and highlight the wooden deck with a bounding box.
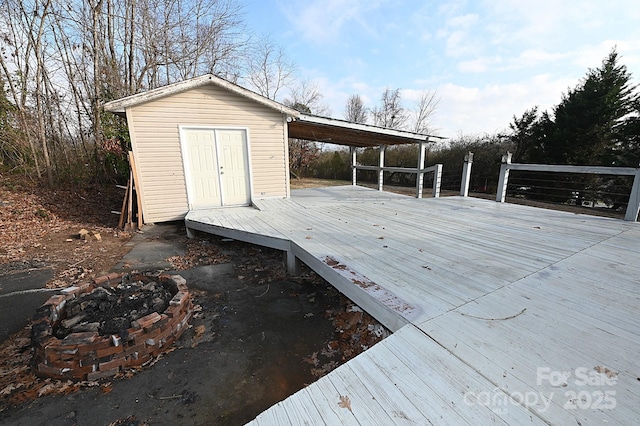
[185,186,640,425]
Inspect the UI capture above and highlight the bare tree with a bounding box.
[283,80,328,179]
[0,0,251,183]
[372,88,408,129]
[411,90,440,134]
[284,80,329,116]
[245,35,296,100]
[344,94,368,123]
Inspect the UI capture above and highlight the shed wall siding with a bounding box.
[127,85,289,223]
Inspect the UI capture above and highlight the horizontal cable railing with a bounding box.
[496,152,640,221]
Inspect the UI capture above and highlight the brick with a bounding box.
[127,353,151,366]
[94,272,122,285]
[124,342,146,357]
[62,331,99,345]
[169,291,188,307]
[125,328,144,343]
[132,312,161,329]
[99,357,125,371]
[136,327,161,345]
[171,275,188,291]
[76,282,94,293]
[68,364,94,378]
[164,305,180,319]
[95,344,124,359]
[144,314,168,332]
[37,363,63,377]
[76,344,98,358]
[44,295,66,308]
[93,275,109,285]
[60,286,81,296]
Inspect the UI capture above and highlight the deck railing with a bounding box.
[496,152,640,221]
[349,144,442,198]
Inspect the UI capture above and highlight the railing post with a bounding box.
[624,168,640,221]
[378,144,385,192]
[496,152,512,202]
[460,151,474,197]
[432,164,442,198]
[350,146,357,186]
[416,142,427,198]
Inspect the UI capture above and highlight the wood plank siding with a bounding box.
[185,186,640,425]
[126,84,289,223]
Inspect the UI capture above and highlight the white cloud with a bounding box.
[437,13,481,58]
[458,56,502,73]
[434,73,577,136]
[279,0,385,44]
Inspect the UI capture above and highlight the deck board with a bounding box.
[185,186,640,425]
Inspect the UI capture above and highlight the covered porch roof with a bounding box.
[288,113,442,148]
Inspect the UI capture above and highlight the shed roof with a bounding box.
[104,74,441,147]
[103,74,300,117]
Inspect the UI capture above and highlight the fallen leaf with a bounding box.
[594,365,617,379]
[303,352,319,367]
[338,395,352,412]
[191,325,206,348]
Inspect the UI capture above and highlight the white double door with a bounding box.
[183,128,250,209]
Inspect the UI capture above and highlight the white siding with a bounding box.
[126,85,288,223]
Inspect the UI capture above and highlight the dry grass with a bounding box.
[290,178,351,189]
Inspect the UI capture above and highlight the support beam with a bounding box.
[378,144,386,192]
[350,146,357,186]
[496,152,513,202]
[286,251,301,276]
[186,227,195,239]
[460,152,474,197]
[432,164,442,198]
[625,169,640,221]
[415,142,427,198]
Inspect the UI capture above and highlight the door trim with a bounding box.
[179,125,253,210]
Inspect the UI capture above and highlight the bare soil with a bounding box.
[0,175,388,425]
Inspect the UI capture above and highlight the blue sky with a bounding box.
[243,0,640,138]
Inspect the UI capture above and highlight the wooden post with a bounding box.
[496,152,513,202]
[286,251,301,276]
[432,164,442,198]
[415,142,427,198]
[125,173,134,230]
[350,146,357,186]
[378,144,385,192]
[624,168,640,221]
[118,181,129,229]
[460,152,474,197]
[128,151,143,227]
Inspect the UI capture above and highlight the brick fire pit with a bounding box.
[31,272,194,381]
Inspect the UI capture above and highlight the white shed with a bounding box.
[104,74,299,223]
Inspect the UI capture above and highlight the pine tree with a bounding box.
[545,48,638,166]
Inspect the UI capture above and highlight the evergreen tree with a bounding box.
[545,49,638,166]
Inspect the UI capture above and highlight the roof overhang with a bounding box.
[103,74,300,118]
[288,114,440,147]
